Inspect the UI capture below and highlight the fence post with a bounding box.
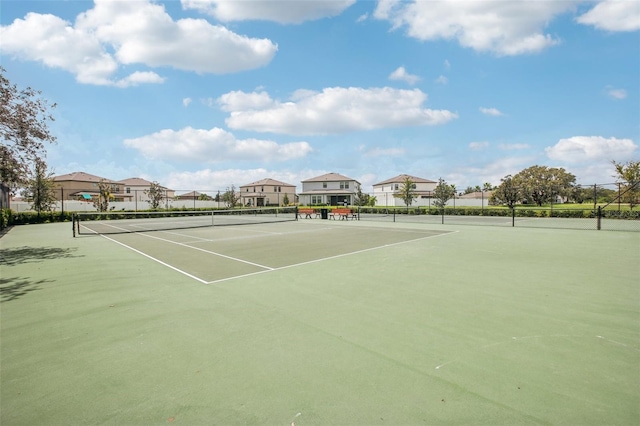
[597,206,602,230]
[512,207,515,227]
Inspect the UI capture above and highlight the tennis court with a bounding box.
[1,217,639,425]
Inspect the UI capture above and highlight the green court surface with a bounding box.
[1,219,639,425]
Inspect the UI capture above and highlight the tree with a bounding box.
[21,158,56,216]
[145,181,165,210]
[396,176,417,209]
[482,182,494,192]
[93,179,112,212]
[354,183,371,207]
[433,178,455,209]
[490,175,520,208]
[221,185,239,208]
[612,160,640,209]
[512,165,576,206]
[282,193,290,206]
[1,67,57,188]
[464,185,481,195]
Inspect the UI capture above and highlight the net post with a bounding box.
[295,206,299,221]
[512,207,515,227]
[597,206,602,230]
[72,213,76,237]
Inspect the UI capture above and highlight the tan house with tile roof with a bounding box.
[53,172,131,202]
[299,172,360,206]
[372,174,437,207]
[240,178,296,207]
[119,177,175,202]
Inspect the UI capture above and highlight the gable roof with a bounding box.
[118,177,154,186]
[53,171,112,183]
[373,174,437,186]
[302,172,358,183]
[240,178,295,188]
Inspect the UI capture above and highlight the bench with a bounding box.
[298,208,318,219]
[330,209,357,220]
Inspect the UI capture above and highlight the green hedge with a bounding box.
[1,210,74,227]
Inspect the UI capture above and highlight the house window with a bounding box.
[126,187,130,194]
[394,184,399,190]
[311,195,322,204]
[323,182,327,188]
[274,186,277,192]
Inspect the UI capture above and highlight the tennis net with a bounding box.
[73,207,298,235]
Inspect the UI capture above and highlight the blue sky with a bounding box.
[2,0,638,193]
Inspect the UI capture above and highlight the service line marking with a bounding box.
[205,230,458,284]
[100,234,209,284]
[97,225,456,285]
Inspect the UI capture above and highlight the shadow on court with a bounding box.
[0,276,53,303]
[0,246,81,267]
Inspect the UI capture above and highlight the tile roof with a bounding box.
[373,174,436,186]
[301,172,357,183]
[118,177,154,186]
[240,178,295,187]
[53,171,111,182]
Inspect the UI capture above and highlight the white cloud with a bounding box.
[356,13,369,23]
[114,71,165,88]
[499,143,530,150]
[444,59,451,70]
[218,91,276,112]
[469,141,489,150]
[389,66,421,85]
[480,107,504,116]
[165,168,323,192]
[0,0,277,85]
[181,0,355,24]
[218,87,458,135]
[435,75,448,85]
[374,0,573,55]
[606,87,628,100]
[183,97,192,107]
[123,127,313,162]
[576,0,640,32]
[545,136,638,163]
[0,12,117,85]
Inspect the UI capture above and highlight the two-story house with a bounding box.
[119,177,175,202]
[239,178,296,207]
[53,172,131,202]
[372,174,437,207]
[299,172,360,206]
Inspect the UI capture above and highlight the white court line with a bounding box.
[94,224,456,284]
[99,234,208,284]
[205,230,458,284]
[158,225,336,245]
[135,232,275,271]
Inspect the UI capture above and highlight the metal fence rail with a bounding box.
[356,207,640,232]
